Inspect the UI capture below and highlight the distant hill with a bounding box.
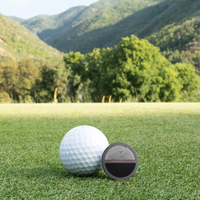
[15,0,126,41]
[8,16,25,23]
[146,16,200,52]
[8,0,200,60]
[20,6,86,36]
[146,15,200,75]
[51,0,200,54]
[144,0,200,75]
[10,0,163,53]
[0,14,64,65]
[43,0,165,53]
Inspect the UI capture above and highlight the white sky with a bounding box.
[0,0,99,19]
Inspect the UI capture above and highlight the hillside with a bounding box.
[52,0,200,54]
[20,6,86,37]
[8,0,200,67]
[146,15,200,75]
[41,0,164,53]
[15,0,126,42]
[9,16,25,23]
[0,14,64,65]
[10,0,163,53]
[146,16,200,52]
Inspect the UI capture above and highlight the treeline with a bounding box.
[0,35,199,103]
[162,50,200,76]
[0,59,70,103]
[65,35,199,102]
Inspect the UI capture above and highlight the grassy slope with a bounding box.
[0,14,64,64]
[0,103,200,199]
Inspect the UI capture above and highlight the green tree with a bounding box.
[63,35,198,102]
[33,64,56,103]
[85,48,109,101]
[54,64,71,102]
[111,35,181,102]
[16,58,40,102]
[0,61,19,101]
[174,63,199,94]
[63,52,86,102]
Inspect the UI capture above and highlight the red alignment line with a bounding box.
[105,160,136,163]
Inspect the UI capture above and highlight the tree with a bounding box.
[54,64,71,102]
[15,58,40,102]
[174,63,199,95]
[0,61,18,100]
[33,64,56,103]
[110,35,181,102]
[85,48,113,101]
[63,35,198,102]
[64,52,86,102]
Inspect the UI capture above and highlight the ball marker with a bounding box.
[102,142,138,180]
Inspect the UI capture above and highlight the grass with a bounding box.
[0,103,200,199]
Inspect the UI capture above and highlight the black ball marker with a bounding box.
[102,142,138,180]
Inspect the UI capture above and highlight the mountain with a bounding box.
[44,0,165,53]
[144,0,200,75]
[146,14,200,75]
[9,0,200,57]
[20,6,87,36]
[146,16,200,52]
[8,16,25,23]
[10,0,163,53]
[17,0,126,40]
[51,0,200,54]
[0,14,64,65]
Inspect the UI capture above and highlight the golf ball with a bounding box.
[59,125,109,175]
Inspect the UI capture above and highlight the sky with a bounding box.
[0,0,99,19]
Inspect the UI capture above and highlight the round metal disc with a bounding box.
[102,142,139,180]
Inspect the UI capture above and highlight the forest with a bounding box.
[1,35,199,103]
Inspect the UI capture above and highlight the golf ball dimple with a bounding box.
[59,125,109,175]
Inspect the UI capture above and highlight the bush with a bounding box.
[0,91,12,103]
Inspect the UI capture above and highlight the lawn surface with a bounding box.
[0,103,200,199]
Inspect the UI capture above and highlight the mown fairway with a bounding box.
[0,103,200,199]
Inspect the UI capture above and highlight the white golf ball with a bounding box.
[59,125,109,175]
